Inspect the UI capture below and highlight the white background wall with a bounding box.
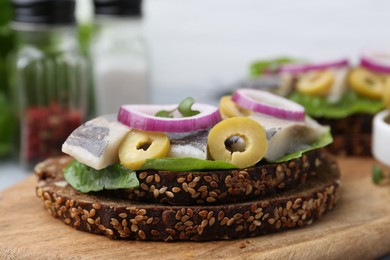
[78,0,390,103]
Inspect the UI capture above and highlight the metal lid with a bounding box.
[12,0,76,25]
[94,0,142,17]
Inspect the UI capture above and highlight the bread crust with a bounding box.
[35,149,324,205]
[35,154,340,241]
[316,113,373,156]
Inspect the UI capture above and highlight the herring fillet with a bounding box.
[249,114,328,161]
[62,115,131,170]
[167,131,208,160]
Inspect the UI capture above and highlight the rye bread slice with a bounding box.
[315,113,373,156]
[35,149,324,205]
[35,154,340,241]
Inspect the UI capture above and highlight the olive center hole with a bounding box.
[225,135,246,153]
[364,77,374,86]
[307,72,321,82]
[137,141,152,151]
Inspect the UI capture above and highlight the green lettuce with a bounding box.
[289,91,384,118]
[250,57,297,76]
[140,158,238,172]
[267,128,333,163]
[64,160,139,193]
[63,127,332,193]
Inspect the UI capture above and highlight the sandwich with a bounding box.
[250,53,388,156]
[35,89,340,241]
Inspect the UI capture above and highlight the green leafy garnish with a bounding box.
[250,57,298,76]
[155,97,200,118]
[155,110,174,118]
[289,91,384,118]
[372,164,384,185]
[140,157,238,172]
[178,97,200,117]
[64,160,139,193]
[268,128,333,163]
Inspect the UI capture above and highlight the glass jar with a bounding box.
[9,0,89,168]
[91,0,149,115]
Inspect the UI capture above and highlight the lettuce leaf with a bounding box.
[250,57,296,76]
[64,160,139,193]
[289,91,384,118]
[267,128,333,163]
[140,158,238,172]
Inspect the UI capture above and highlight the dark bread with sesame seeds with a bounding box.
[35,149,325,205]
[35,153,340,241]
[315,113,373,156]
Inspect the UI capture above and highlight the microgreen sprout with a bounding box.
[155,97,200,118]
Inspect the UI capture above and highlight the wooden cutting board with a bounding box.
[1,157,390,259]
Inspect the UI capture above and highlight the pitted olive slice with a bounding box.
[383,77,390,109]
[297,70,335,96]
[119,130,170,170]
[207,117,267,169]
[348,67,384,99]
[219,95,252,118]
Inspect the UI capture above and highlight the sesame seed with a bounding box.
[188,187,196,195]
[111,218,120,226]
[166,228,176,235]
[146,175,154,184]
[201,219,208,228]
[151,230,160,236]
[177,177,186,183]
[153,189,160,198]
[119,213,128,219]
[197,226,204,235]
[139,172,148,180]
[89,209,96,218]
[218,211,224,221]
[253,220,261,226]
[87,218,95,225]
[188,181,198,188]
[184,221,194,227]
[158,186,166,194]
[210,181,218,188]
[204,176,213,182]
[234,213,243,220]
[138,230,146,239]
[138,209,147,215]
[181,215,190,222]
[235,225,244,232]
[172,187,181,193]
[140,183,149,191]
[154,174,161,183]
[227,218,235,226]
[199,210,208,218]
[122,219,128,227]
[209,191,218,198]
[206,197,216,203]
[98,224,106,231]
[209,217,215,226]
[166,191,175,198]
[105,229,114,236]
[182,182,189,192]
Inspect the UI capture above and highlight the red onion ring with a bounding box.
[279,58,349,74]
[360,51,390,74]
[118,104,222,132]
[232,88,305,121]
